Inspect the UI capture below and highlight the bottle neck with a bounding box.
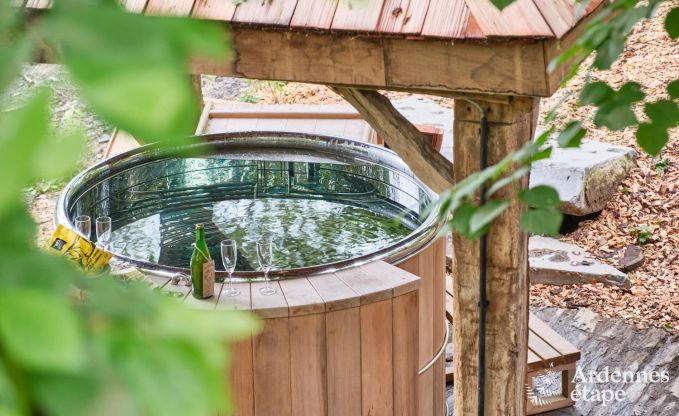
[196,227,205,242]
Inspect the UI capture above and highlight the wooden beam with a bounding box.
[192,27,552,97]
[452,95,539,416]
[332,87,454,193]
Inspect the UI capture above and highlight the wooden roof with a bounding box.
[26,0,603,40]
[25,0,606,97]
[133,0,603,40]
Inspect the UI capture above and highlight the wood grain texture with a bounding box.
[232,0,298,26]
[360,299,393,416]
[384,37,549,97]
[420,0,468,38]
[191,28,554,96]
[227,338,255,416]
[377,0,431,34]
[308,273,360,311]
[326,307,362,416]
[462,0,553,37]
[332,87,454,193]
[145,0,195,16]
[192,0,238,21]
[452,95,538,416]
[392,291,418,416]
[533,0,578,38]
[360,260,420,296]
[279,277,325,316]
[334,265,393,305]
[216,282,251,311]
[289,314,327,416]
[252,318,292,416]
[289,0,338,29]
[415,243,434,416]
[331,0,385,31]
[250,281,288,318]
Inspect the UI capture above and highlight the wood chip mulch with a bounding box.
[531,2,679,333]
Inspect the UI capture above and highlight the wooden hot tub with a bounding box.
[57,133,447,416]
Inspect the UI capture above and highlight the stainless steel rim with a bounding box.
[56,131,443,280]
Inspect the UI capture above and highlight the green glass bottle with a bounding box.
[190,223,212,299]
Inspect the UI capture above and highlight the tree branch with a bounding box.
[331,87,454,193]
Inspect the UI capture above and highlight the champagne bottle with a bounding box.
[190,223,214,299]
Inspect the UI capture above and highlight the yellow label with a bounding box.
[48,224,112,274]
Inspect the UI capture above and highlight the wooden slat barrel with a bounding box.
[162,239,446,416]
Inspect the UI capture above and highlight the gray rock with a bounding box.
[530,140,637,216]
[529,236,631,289]
[617,244,644,272]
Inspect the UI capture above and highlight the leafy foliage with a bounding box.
[0,1,258,415]
[437,0,678,241]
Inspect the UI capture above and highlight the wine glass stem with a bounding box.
[264,271,270,291]
[228,272,234,292]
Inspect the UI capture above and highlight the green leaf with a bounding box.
[645,100,679,128]
[31,130,88,181]
[0,90,51,216]
[668,79,679,99]
[531,147,553,162]
[43,2,228,141]
[616,82,646,104]
[0,291,84,372]
[469,200,510,234]
[594,104,637,130]
[579,81,614,105]
[490,0,515,10]
[592,36,625,70]
[486,166,530,197]
[519,185,562,209]
[636,122,668,156]
[666,7,679,39]
[520,209,563,236]
[449,203,476,239]
[557,121,587,148]
[0,36,33,94]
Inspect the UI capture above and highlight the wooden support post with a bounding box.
[331,87,454,193]
[452,95,539,416]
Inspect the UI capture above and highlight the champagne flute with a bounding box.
[256,237,276,295]
[95,216,112,249]
[221,240,240,297]
[74,215,91,240]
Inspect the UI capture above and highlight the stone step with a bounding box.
[528,236,631,289]
[446,235,631,289]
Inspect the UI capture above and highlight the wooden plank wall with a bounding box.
[161,256,454,416]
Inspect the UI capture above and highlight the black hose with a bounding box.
[477,115,489,416]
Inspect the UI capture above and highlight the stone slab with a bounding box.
[530,139,637,216]
[529,236,631,289]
